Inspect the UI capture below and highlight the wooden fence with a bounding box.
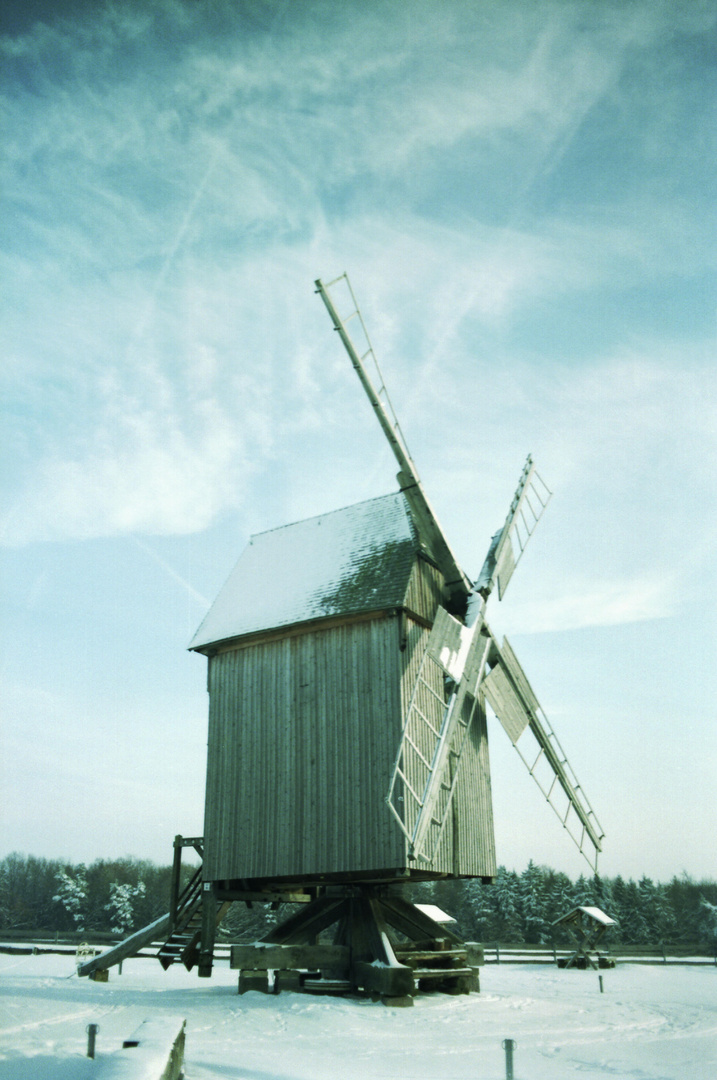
[2,933,715,966]
[483,942,717,966]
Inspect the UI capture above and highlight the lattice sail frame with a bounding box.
[386,609,491,864]
[482,636,605,871]
[474,456,552,604]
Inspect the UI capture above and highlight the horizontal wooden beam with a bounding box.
[200,608,398,656]
[352,959,415,998]
[230,943,349,971]
[217,888,312,904]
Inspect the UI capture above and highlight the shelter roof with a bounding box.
[552,906,616,927]
[414,903,456,925]
[190,492,423,650]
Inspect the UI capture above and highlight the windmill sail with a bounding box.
[315,274,471,607]
[386,607,491,863]
[482,633,604,870]
[385,456,558,865]
[474,455,552,602]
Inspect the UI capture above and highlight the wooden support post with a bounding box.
[380,894,463,946]
[273,970,303,993]
[170,835,183,931]
[230,944,349,971]
[198,882,216,978]
[238,970,271,994]
[260,895,346,944]
[349,893,415,1001]
[169,833,183,928]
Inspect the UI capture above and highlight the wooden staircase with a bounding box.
[158,865,204,970]
[157,855,232,976]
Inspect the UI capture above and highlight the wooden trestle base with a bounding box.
[213,886,482,1003]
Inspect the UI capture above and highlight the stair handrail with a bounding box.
[171,866,203,932]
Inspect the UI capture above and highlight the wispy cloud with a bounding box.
[2,0,714,553]
[2,0,715,877]
[502,572,675,634]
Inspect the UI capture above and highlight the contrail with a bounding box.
[131,536,210,608]
[133,143,222,342]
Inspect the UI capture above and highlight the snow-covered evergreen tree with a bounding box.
[572,873,597,907]
[489,867,523,942]
[698,897,717,949]
[592,874,615,916]
[638,876,676,943]
[519,860,546,943]
[465,879,495,940]
[53,865,89,930]
[620,880,650,944]
[105,881,146,936]
[609,876,630,943]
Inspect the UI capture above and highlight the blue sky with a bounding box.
[1,0,715,882]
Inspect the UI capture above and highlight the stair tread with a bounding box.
[396,949,468,962]
[412,966,474,979]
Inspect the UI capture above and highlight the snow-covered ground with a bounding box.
[1,950,715,1079]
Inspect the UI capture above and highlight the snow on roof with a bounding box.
[413,903,456,924]
[552,905,617,927]
[190,492,421,650]
[578,906,617,925]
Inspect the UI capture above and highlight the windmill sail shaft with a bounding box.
[315,275,471,603]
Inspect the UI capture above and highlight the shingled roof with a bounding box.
[189,492,423,651]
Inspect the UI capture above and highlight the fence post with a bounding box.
[86,1023,99,1058]
[502,1038,516,1079]
[496,943,500,964]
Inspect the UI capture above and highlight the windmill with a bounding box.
[78,274,604,1000]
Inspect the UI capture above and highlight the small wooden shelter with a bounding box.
[554,906,617,969]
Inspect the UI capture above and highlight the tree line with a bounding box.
[0,852,197,936]
[1,852,716,948]
[415,863,717,948]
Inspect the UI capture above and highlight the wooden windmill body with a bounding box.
[190,490,495,887]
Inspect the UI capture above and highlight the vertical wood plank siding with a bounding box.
[403,553,445,618]
[203,617,405,881]
[202,551,496,884]
[452,692,497,877]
